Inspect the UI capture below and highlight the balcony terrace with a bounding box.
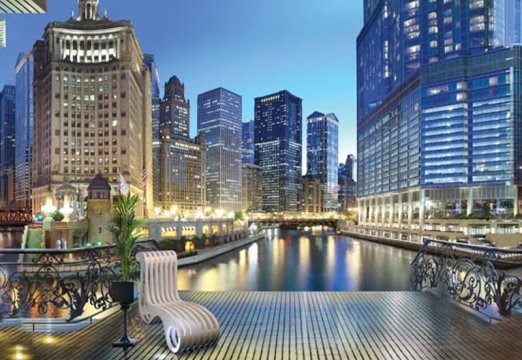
[1,291,522,360]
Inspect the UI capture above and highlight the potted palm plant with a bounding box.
[108,192,144,347]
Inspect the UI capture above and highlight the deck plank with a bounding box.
[1,291,522,360]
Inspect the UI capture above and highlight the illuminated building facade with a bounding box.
[255,90,303,213]
[159,75,206,212]
[14,52,33,208]
[0,85,15,205]
[197,88,242,212]
[32,0,153,216]
[358,0,522,237]
[306,111,339,213]
[144,54,161,205]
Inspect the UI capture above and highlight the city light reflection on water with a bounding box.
[178,229,416,291]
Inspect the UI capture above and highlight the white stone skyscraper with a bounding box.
[32,0,153,216]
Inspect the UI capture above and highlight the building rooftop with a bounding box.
[87,174,111,192]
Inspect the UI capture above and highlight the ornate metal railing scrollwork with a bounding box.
[0,240,159,323]
[410,238,522,317]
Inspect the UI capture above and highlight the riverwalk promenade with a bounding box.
[1,291,521,359]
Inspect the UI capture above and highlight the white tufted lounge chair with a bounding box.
[136,250,221,353]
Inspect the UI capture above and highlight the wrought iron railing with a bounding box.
[410,238,522,317]
[0,240,159,323]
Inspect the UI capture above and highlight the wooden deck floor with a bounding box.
[1,292,521,360]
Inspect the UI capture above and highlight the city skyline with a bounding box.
[0,0,360,162]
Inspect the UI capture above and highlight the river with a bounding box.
[178,229,416,291]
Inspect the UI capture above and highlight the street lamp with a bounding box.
[41,196,57,219]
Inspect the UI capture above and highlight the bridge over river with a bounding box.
[249,215,341,229]
[0,208,33,227]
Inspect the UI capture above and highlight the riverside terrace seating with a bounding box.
[136,250,221,354]
[1,292,522,359]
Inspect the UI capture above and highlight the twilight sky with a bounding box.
[0,0,362,166]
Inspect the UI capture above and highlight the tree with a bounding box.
[235,211,244,221]
[52,210,64,222]
[108,193,144,282]
[193,236,205,250]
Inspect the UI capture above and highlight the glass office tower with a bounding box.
[306,112,339,213]
[14,52,33,209]
[0,85,16,204]
[255,90,303,213]
[197,88,242,212]
[143,54,161,206]
[357,0,522,239]
[242,120,255,165]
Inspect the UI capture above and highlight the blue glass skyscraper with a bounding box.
[306,112,339,212]
[358,0,522,239]
[144,54,161,142]
[14,52,33,209]
[0,85,16,204]
[198,88,242,212]
[255,90,302,213]
[143,54,161,205]
[242,120,255,165]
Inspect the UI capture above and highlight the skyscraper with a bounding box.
[306,112,339,213]
[159,135,206,213]
[161,76,189,140]
[144,54,161,205]
[198,88,242,212]
[345,154,355,181]
[303,175,322,214]
[242,120,255,165]
[255,90,302,213]
[159,75,205,212]
[14,52,33,209]
[358,0,522,237]
[242,163,262,213]
[32,0,153,216]
[0,85,16,205]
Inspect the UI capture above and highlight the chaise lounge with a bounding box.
[136,250,221,353]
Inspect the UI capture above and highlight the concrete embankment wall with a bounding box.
[340,230,422,252]
[178,234,265,267]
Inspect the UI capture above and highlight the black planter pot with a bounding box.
[110,281,137,305]
[110,281,138,348]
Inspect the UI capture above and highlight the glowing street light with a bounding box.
[41,196,56,218]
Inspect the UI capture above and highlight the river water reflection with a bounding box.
[178,229,416,291]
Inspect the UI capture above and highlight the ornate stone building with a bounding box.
[32,0,152,217]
